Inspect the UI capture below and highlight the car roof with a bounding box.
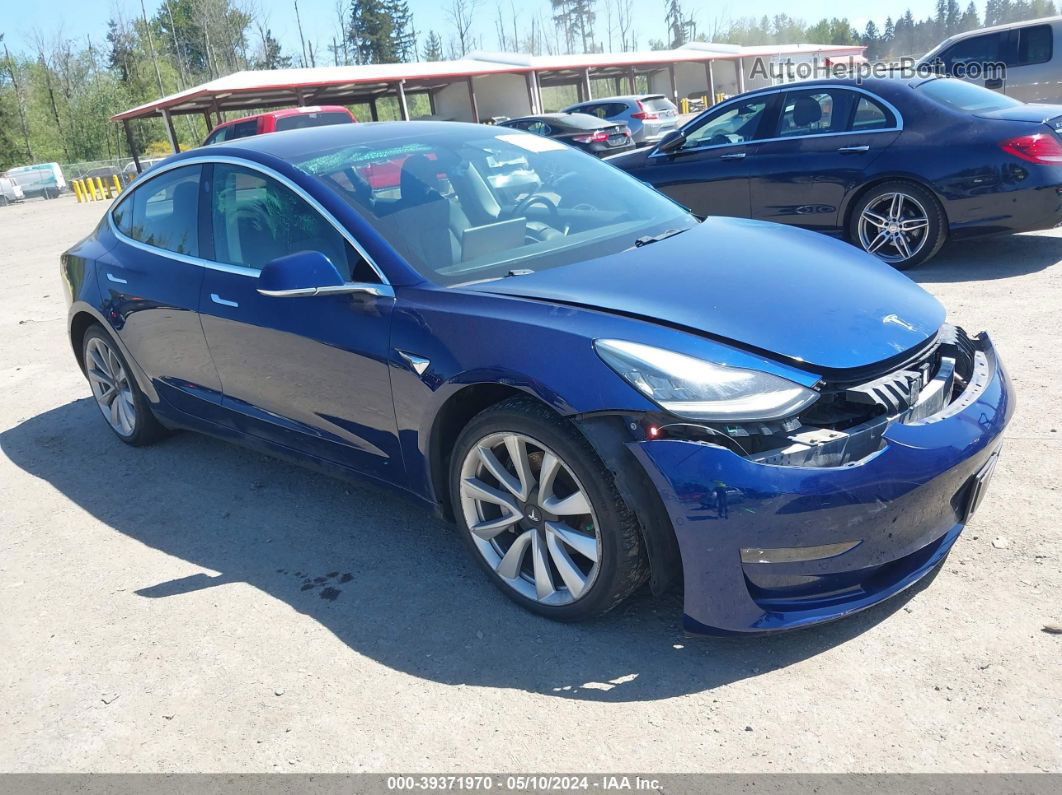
[198,120,508,163]
[927,14,1060,53]
[213,105,353,128]
[506,113,615,129]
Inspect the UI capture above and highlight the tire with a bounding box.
[450,397,649,622]
[848,180,947,269]
[82,325,166,446]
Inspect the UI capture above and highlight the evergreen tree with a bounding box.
[422,30,444,61]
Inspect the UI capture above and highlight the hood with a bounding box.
[975,104,1062,125]
[469,217,945,372]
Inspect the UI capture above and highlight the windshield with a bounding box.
[292,128,695,286]
[917,77,1021,113]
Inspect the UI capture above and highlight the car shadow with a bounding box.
[909,231,1062,282]
[1,398,931,703]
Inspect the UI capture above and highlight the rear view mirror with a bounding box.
[657,129,686,154]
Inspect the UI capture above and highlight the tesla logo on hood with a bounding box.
[882,313,916,331]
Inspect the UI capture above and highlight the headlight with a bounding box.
[594,339,819,422]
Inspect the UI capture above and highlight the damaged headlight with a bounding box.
[594,339,819,422]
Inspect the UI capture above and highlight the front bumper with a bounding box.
[629,333,1013,634]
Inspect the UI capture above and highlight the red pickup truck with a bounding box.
[202,106,357,146]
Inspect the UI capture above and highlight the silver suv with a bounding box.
[563,94,679,145]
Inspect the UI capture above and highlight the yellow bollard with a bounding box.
[86,178,98,201]
[72,180,84,203]
[96,176,108,200]
[111,175,122,196]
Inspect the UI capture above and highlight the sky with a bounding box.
[1,0,944,59]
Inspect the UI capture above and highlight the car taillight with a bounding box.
[999,133,1062,164]
[630,101,660,121]
[573,131,610,143]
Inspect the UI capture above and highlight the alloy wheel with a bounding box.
[86,336,137,436]
[459,432,602,606]
[857,191,930,264]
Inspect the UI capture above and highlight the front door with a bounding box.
[749,88,900,232]
[196,161,401,482]
[636,94,774,217]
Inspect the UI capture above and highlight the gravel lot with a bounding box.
[1,196,1059,773]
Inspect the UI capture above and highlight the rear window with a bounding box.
[917,78,1021,113]
[229,120,259,140]
[642,96,676,112]
[1014,24,1053,66]
[275,111,354,132]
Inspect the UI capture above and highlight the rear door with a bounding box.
[636,94,774,217]
[99,164,223,410]
[748,88,900,232]
[196,161,401,480]
[1004,23,1057,102]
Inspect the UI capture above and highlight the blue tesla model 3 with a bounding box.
[61,121,1013,634]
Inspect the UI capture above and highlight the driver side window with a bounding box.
[209,163,376,282]
[681,98,769,150]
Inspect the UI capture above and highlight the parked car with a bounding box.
[123,158,166,181]
[202,105,357,146]
[563,94,679,145]
[610,76,1062,268]
[0,176,25,206]
[918,15,1062,103]
[498,112,634,156]
[5,162,66,199]
[61,122,1011,634]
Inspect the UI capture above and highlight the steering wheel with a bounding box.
[511,193,560,221]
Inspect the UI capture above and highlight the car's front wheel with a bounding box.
[82,325,166,446]
[450,398,648,621]
[849,180,947,269]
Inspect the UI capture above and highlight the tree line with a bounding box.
[1,0,1058,171]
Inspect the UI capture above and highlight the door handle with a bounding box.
[210,293,239,308]
[720,152,747,160]
[106,272,128,284]
[837,145,870,154]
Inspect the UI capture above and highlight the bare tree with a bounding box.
[446,0,481,57]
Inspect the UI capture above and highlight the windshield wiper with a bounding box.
[632,228,687,248]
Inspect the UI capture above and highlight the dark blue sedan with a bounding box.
[61,122,1012,634]
[609,75,1062,268]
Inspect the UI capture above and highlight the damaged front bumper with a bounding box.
[628,332,1014,635]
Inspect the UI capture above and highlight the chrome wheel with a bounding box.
[857,192,930,264]
[459,432,602,606]
[86,336,136,437]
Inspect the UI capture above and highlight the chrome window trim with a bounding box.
[649,85,904,158]
[107,153,391,286]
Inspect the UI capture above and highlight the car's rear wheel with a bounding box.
[849,180,946,269]
[82,325,165,446]
[450,398,648,621]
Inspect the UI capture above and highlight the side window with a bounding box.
[941,32,1002,72]
[849,95,894,131]
[681,98,769,149]
[583,104,608,119]
[204,126,230,145]
[229,120,259,140]
[526,120,551,136]
[776,90,852,137]
[210,163,374,281]
[1014,25,1052,66]
[117,165,200,256]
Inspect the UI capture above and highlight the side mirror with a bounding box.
[256,250,387,298]
[656,129,686,154]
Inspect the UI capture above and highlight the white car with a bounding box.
[0,176,25,206]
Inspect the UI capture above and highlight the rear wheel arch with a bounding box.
[69,310,100,373]
[842,175,949,233]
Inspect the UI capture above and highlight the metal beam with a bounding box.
[370,97,379,121]
[467,76,480,122]
[705,60,716,105]
[395,80,409,121]
[737,58,746,93]
[122,119,142,174]
[161,108,180,153]
[525,72,538,114]
[627,69,637,94]
[581,68,592,102]
[667,63,678,105]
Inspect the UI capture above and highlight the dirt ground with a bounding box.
[0,196,1059,773]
